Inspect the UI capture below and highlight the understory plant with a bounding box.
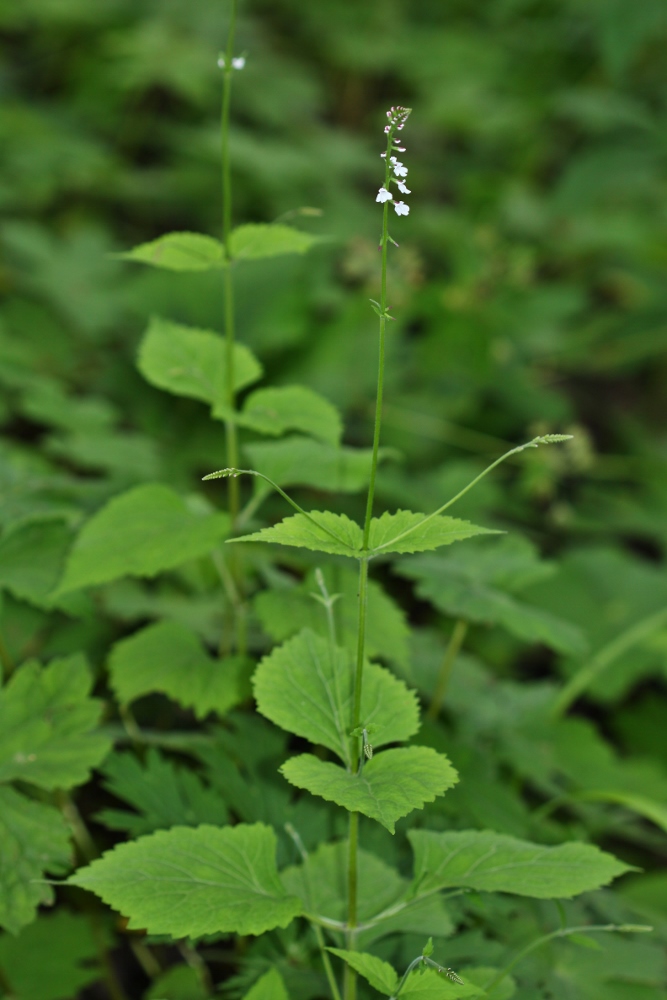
[1,4,665,1000]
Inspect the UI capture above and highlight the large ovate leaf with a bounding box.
[367,510,498,557]
[397,538,586,654]
[327,948,398,995]
[243,437,387,496]
[254,565,410,668]
[408,829,634,899]
[281,747,458,833]
[0,654,110,789]
[146,964,208,1000]
[0,911,103,1000]
[232,511,362,557]
[96,749,228,836]
[253,628,419,765]
[115,231,225,270]
[108,620,249,718]
[56,484,230,594]
[138,316,262,408]
[241,967,290,1000]
[231,223,320,260]
[217,385,342,446]
[67,823,302,938]
[0,786,72,934]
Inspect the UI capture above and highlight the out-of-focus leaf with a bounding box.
[115,232,225,271]
[217,385,342,445]
[96,749,228,836]
[231,223,320,260]
[0,911,102,1000]
[56,485,230,593]
[109,620,249,718]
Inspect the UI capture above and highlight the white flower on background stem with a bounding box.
[396,180,411,194]
[394,201,409,216]
[391,161,408,178]
[376,187,393,203]
[232,56,246,69]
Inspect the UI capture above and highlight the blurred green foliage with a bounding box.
[1,0,667,998]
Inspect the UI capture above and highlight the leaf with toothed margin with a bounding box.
[231,223,320,260]
[138,316,262,407]
[281,748,458,833]
[114,231,225,270]
[230,511,363,557]
[408,829,635,899]
[253,628,419,766]
[327,949,398,995]
[367,510,498,557]
[67,823,302,938]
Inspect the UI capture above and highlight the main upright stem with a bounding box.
[345,136,394,1000]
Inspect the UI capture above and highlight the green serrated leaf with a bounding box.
[327,948,398,996]
[408,829,634,899]
[138,316,262,407]
[254,565,409,668]
[216,385,342,446]
[253,628,419,765]
[56,484,230,594]
[397,538,586,655]
[243,437,389,496]
[115,231,225,271]
[231,223,319,260]
[0,518,74,609]
[367,510,498,557]
[109,620,249,718]
[0,654,110,789]
[67,823,302,938]
[96,749,228,836]
[402,968,483,999]
[0,911,103,1000]
[241,967,290,1000]
[281,747,458,833]
[0,786,72,934]
[232,511,362,557]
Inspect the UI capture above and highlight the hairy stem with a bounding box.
[426,619,468,720]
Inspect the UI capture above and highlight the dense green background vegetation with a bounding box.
[1,1,667,998]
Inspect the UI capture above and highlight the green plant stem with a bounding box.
[550,605,667,718]
[362,199,389,549]
[0,626,15,679]
[219,0,247,657]
[426,619,468,720]
[221,0,239,523]
[344,134,393,1000]
[482,923,652,995]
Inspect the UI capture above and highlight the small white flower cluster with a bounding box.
[217,54,246,70]
[376,106,412,216]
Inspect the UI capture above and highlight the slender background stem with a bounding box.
[219,0,247,655]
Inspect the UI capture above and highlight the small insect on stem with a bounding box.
[362,728,373,759]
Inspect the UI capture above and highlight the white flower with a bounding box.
[397,181,411,194]
[217,56,226,67]
[232,56,246,69]
[392,162,408,178]
[376,186,393,203]
[394,201,409,216]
